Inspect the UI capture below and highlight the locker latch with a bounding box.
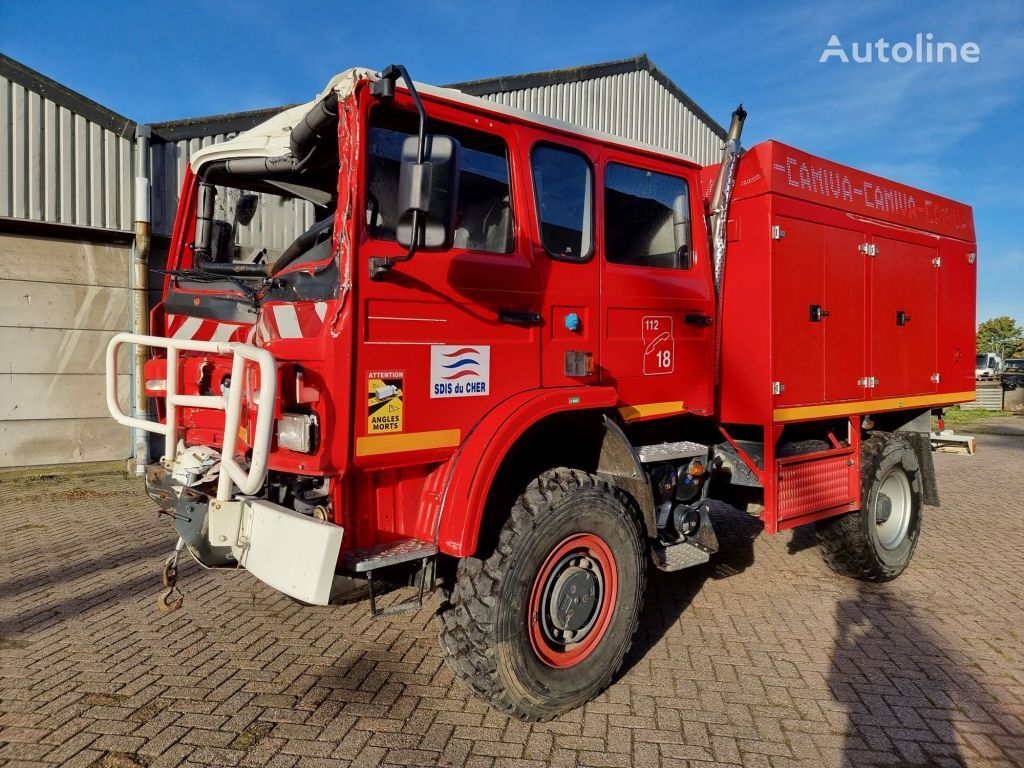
[931,373,941,383]
[896,310,911,326]
[858,377,879,388]
[858,243,879,256]
[771,225,786,240]
[772,381,785,395]
[809,304,830,322]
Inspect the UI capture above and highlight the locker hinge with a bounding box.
[931,373,941,383]
[858,376,879,388]
[771,225,785,240]
[858,243,879,256]
[932,257,942,267]
[967,252,976,264]
[772,381,785,395]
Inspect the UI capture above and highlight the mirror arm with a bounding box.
[369,64,427,281]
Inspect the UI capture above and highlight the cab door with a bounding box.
[598,155,714,418]
[354,102,539,472]
[523,134,601,387]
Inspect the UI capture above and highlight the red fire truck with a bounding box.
[106,65,976,720]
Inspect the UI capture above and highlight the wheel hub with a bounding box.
[528,533,618,668]
[875,493,893,525]
[546,559,600,634]
[874,468,912,550]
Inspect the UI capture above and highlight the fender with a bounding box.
[434,386,618,557]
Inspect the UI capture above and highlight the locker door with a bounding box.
[771,216,824,406]
[823,228,866,402]
[871,237,937,397]
[901,241,938,395]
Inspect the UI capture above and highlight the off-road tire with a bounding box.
[815,433,922,582]
[437,468,646,721]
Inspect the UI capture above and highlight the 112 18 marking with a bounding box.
[642,315,675,375]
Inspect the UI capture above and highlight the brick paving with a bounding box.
[1,435,1022,768]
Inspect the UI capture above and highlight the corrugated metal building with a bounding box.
[0,53,725,468]
[449,55,725,165]
[0,55,137,467]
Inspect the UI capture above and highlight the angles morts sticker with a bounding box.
[430,345,490,399]
[367,370,404,433]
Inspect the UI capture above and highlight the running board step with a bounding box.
[636,440,708,464]
[343,538,438,573]
[651,540,711,572]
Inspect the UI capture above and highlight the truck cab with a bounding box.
[976,351,1002,378]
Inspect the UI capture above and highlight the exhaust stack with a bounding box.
[708,105,747,385]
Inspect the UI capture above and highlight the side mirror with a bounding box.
[395,134,460,249]
[234,193,259,227]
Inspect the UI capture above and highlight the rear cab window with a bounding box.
[604,162,692,269]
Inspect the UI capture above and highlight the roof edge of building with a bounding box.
[447,53,726,140]
[0,54,136,138]
[150,105,298,142]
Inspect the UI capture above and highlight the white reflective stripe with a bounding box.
[314,301,328,321]
[273,304,302,338]
[211,323,236,342]
[172,316,203,340]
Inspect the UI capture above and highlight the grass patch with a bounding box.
[232,721,274,750]
[932,405,1011,430]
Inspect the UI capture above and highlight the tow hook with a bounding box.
[157,538,186,614]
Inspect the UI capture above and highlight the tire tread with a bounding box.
[437,468,645,721]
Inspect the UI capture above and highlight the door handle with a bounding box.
[809,305,830,322]
[896,310,911,326]
[498,309,542,326]
[684,313,713,326]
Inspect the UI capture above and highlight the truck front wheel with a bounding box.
[438,468,646,721]
[815,433,923,582]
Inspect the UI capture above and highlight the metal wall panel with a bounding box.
[150,133,315,249]
[0,75,135,231]
[474,70,722,166]
[0,231,131,467]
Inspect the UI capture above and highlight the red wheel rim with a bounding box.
[528,533,617,669]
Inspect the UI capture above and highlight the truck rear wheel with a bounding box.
[437,468,645,721]
[815,433,922,582]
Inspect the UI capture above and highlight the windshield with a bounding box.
[976,353,989,367]
[165,179,340,321]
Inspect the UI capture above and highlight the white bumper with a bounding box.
[210,497,343,606]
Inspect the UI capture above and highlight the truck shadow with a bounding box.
[621,501,763,674]
[828,584,973,767]
[620,506,996,767]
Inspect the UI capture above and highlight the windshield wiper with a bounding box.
[159,268,265,309]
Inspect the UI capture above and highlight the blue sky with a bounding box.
[3,0,1022,324]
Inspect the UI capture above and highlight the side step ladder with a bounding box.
[343,538,438,617]
[636,440,708,463]
[650,540,711,571]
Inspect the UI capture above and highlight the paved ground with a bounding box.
[1,436,1022,768]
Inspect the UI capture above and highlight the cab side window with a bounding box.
[366,108,514,254]
[605,162,691,269]
[531,145,593,261]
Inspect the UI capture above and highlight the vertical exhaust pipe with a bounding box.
[708,105,747,385]
[132,125,152,475]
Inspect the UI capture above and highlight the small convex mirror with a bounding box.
[396,134,461,249]
[234,193,259,227]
